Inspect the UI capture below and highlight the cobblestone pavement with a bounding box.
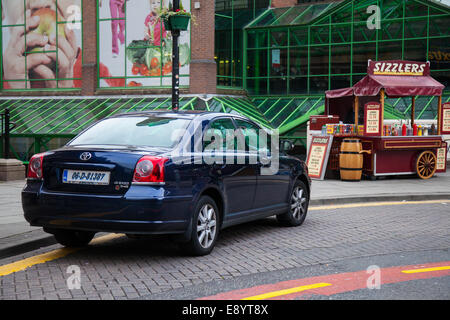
[0,202,449,300]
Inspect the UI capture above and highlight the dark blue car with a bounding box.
[22,111,311,255]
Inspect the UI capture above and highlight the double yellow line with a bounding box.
[309,199,449,211]
[0,233,124,277]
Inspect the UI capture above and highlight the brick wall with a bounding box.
[271,0,297,7]
[81,0,97,96]
[189,0,217,94]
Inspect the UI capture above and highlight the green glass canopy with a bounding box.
[245,2,343,28]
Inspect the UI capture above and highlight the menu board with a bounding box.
[364,102,382,136]
[306,136,333,180]
[437,144,447,171]
[441,102,450,134]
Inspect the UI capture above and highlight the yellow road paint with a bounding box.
[0,233,124,277]
[401,266,450,274]
[310,199,449,211]
[241,283,332,300]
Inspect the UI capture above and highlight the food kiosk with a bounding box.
[308,60,448,180]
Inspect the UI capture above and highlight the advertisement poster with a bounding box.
[441,102,450,134]
[306,135,333,180]
[98,0,191,88]
[364,102,382,136]
[1,0,83,89]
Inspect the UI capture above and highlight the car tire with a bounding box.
[53,230,96,247]
[276,180,309,227]
[181,195,220,256]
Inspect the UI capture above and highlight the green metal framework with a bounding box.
[0,0,83,91]
[241,0,450,95]
[96,0,191,89]
[0,95,273,162]
[215,0,270,89]
[4,92,448,161]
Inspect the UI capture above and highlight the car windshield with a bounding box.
[69,116,191,149]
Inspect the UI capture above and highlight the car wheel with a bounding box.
[277,180,309,227]
[53,230,96,247]
[182,196,219,256]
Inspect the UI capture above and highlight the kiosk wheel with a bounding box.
[416,151,437,180]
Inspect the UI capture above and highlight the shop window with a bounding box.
[331,45,351,74]
[309,45,329,76]
[310,25,329,45]
[270,48,288,77]
[353,22,377,42]
[353,43,376,74]
[382,21,402,41]
[404,39,427,62]
[247,49,268,78]
[289,77,308,94]
[330,76,350,90]
[428,37,450,72]
[331,24,350,44]
[289,47,308,77]
[377,40,402,61]
[246,78,268,95]
[309,76,329,93]
[289,27,308,47]
[269,77,288,95]
[270,30,288,47]
[404,18,427,39]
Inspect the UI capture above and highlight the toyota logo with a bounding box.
[80,152,92,161]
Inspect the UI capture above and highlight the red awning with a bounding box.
[325,87,354,99]
[353,74,445,97]
[326,74,445,99]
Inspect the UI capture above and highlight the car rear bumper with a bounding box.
[22,181,193,235]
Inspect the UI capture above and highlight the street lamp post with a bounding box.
[172,0,180,112]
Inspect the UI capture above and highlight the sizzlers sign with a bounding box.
[368,60,429,76]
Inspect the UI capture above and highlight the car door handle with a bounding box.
[259,156,271,167]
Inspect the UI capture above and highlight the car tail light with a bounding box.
[132,156,169,185]
[27,153,45,180]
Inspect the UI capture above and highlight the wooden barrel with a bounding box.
[339,139,363,181]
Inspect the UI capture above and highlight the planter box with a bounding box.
[163,15,190,31]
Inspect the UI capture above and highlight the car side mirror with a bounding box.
[280,140,294,153]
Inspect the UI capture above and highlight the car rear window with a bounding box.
[69,116,191,149]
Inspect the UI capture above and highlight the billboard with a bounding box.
[1,0,83,90]
[98,0,191,88]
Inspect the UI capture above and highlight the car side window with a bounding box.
[234,119,270,153]
[203,118,237,152]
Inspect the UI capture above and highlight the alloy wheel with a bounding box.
[197,204,217,249]
[291,186,307,220]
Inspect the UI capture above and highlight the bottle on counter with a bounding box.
[431,123,436,135]
[402,122,407,136]
[423,126,429,136]
[413,123,418,136]
[418,125,422,136]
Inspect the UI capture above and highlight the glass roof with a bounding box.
[245,1,343,28]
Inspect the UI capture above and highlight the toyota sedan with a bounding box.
[22,111,311,255]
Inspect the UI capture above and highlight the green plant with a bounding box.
[155,4,196,26]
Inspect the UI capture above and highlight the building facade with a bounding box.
[0,0,449,161]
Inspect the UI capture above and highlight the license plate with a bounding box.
[62,169,110,185]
